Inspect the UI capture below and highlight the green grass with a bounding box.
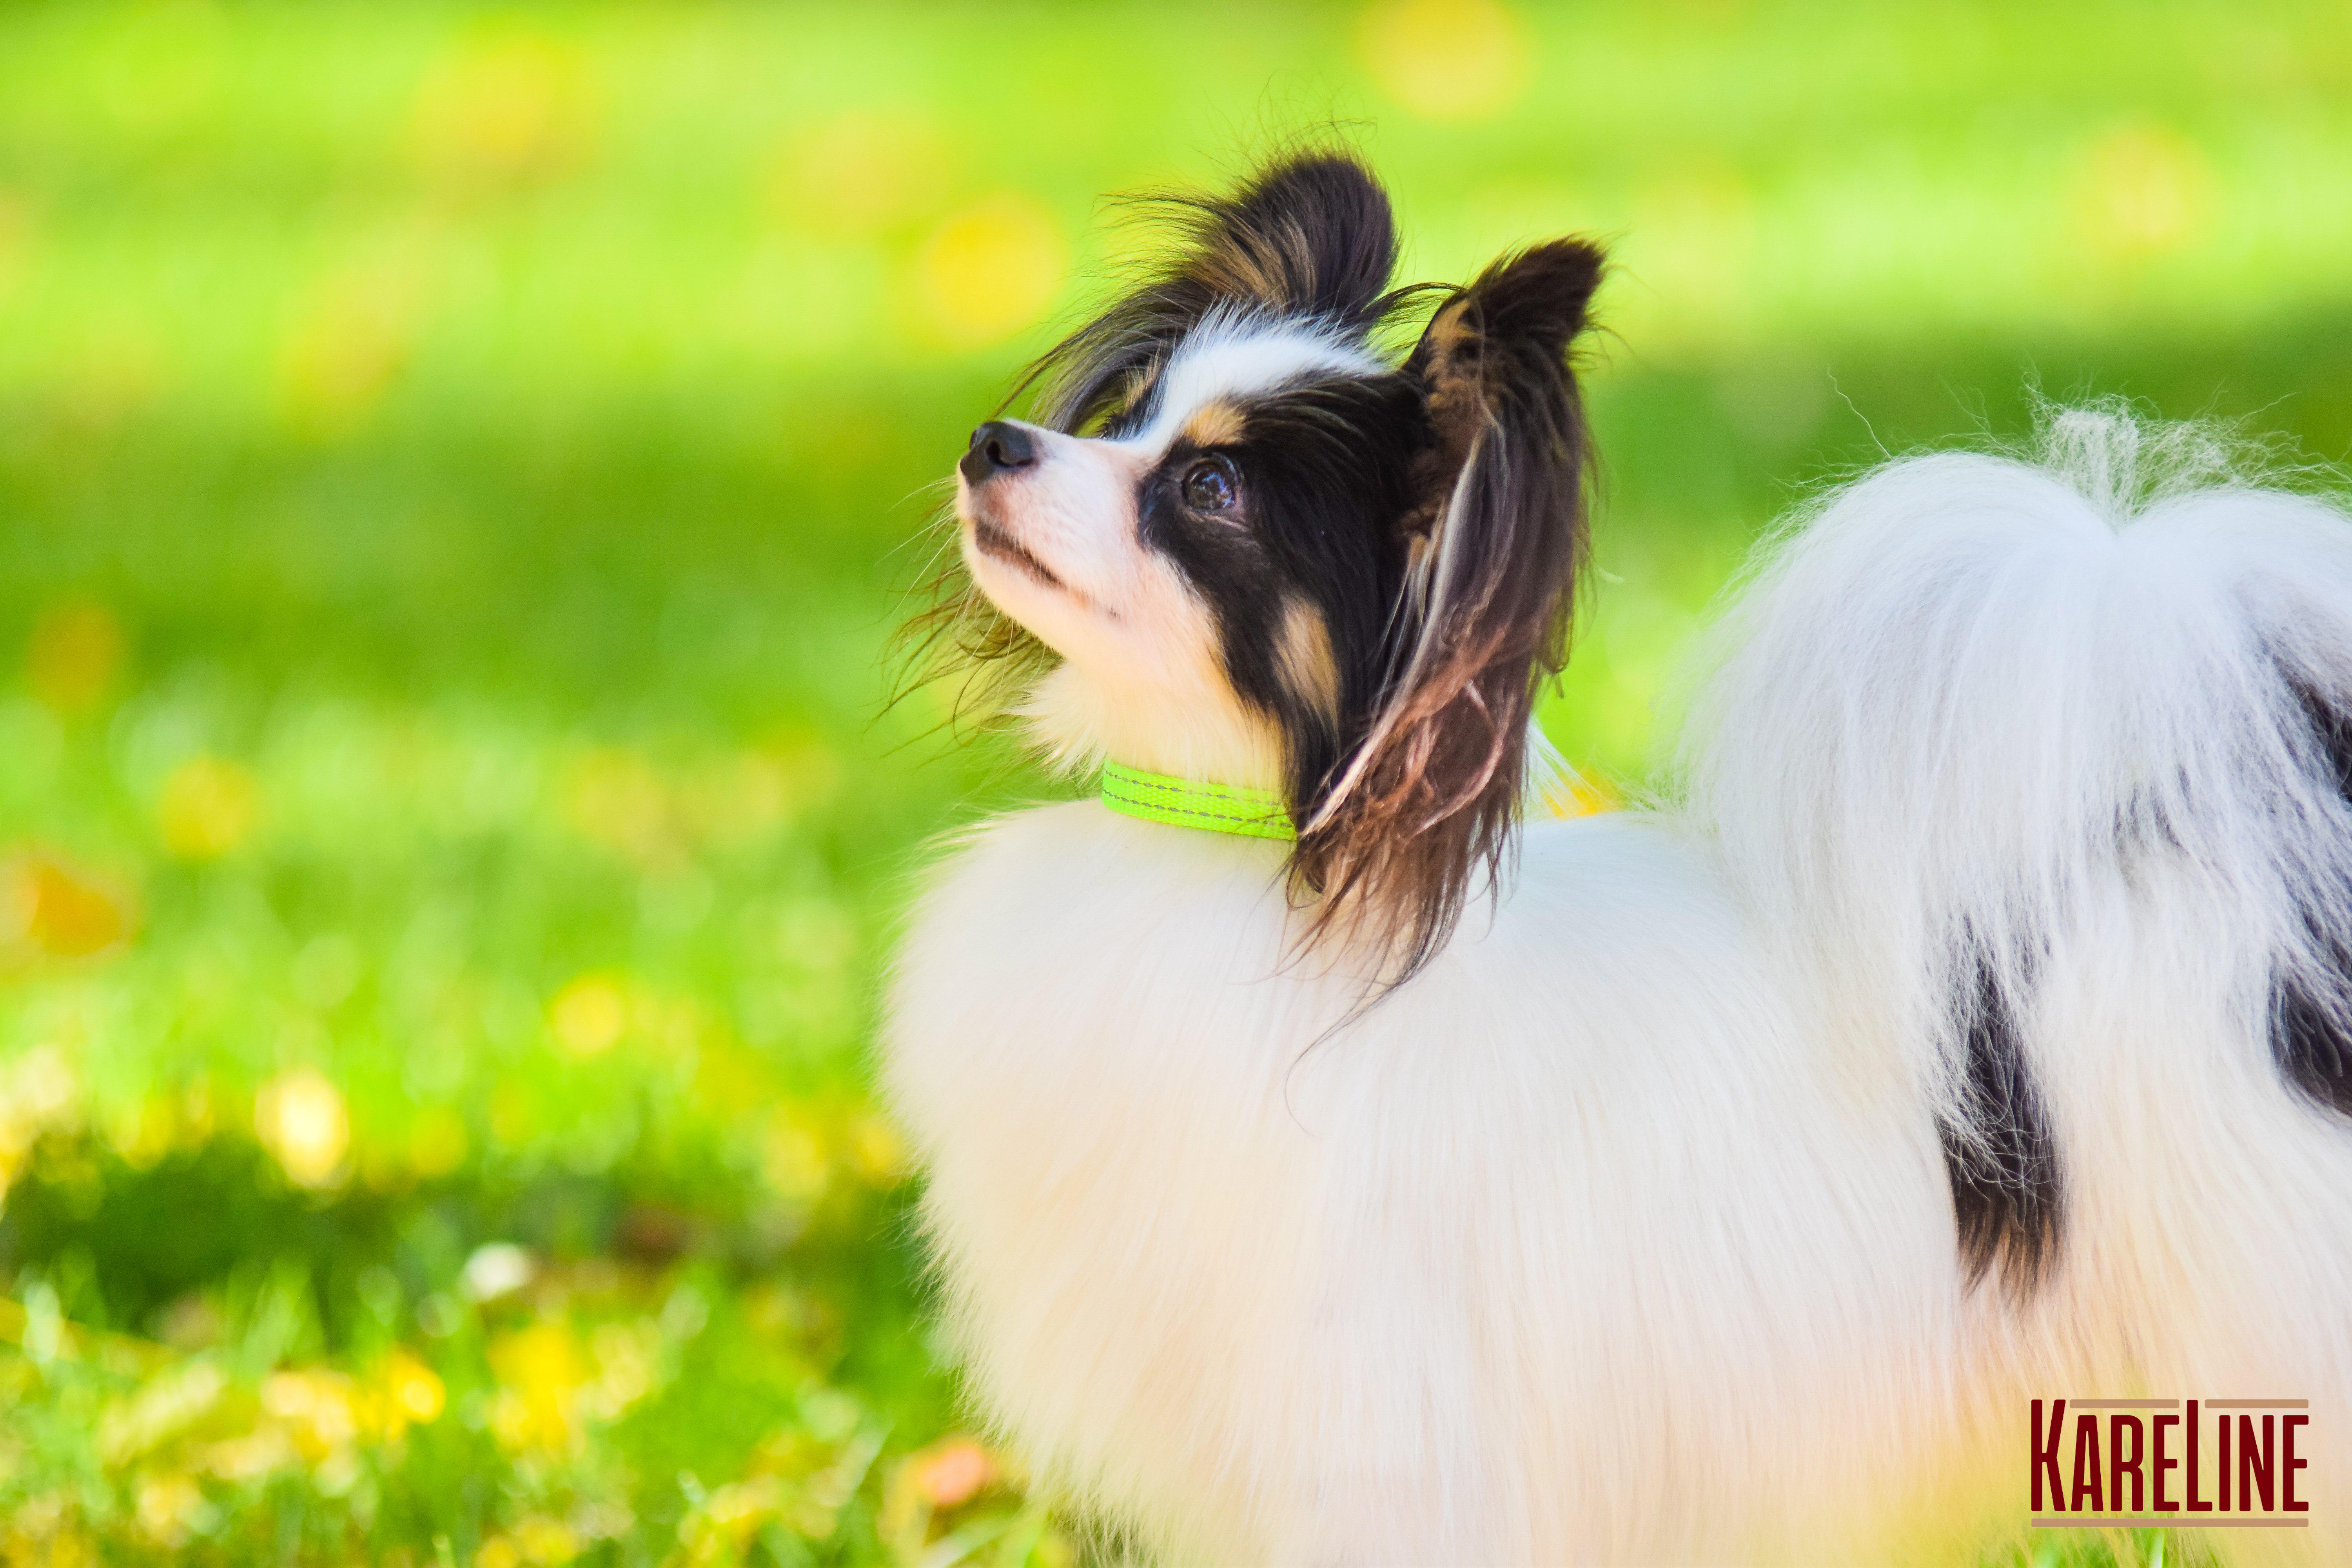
[0,1,2347,1561]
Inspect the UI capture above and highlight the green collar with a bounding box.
[1098,760,1296,842]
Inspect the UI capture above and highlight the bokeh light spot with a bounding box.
[158,755,260,860]
[771,108,953,239]
[487,1320,588,1453]
[760,1107,830,1205]
[563,749,679,869]
[3,853,132,958]
[1359,0,1532,122]
[379,1347,447,1432]
[412,30,594,189]
[461,1242,538,1303]
[2076,122,2216,258]
[846,1112,909,1188]
[911,1436,996,1508]
[134,1471,204,1548]
[256,1067,351,1188]
[550,972,628,1057]
[278,295,408,438]
[915,194,1065,348]
[260,1368,361,1460]
[513,1516,584,1564]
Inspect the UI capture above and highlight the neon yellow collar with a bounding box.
[1098,760,1296,841]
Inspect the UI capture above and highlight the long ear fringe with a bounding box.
[1294,240,1605,982]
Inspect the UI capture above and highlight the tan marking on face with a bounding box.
[1181,400,1247,449]
[1278,598,1340,724]
[1119,360,1163,424]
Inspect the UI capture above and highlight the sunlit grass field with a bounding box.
[3,1,2350,1562]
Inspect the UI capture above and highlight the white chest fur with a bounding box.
[882,804,1963,1564]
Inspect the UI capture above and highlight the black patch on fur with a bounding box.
[2273,678,2352,1117]
[1136,376,1432,815]
[1938,945,2064,1295]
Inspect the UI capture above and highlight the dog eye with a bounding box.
[1180,457,1239,514]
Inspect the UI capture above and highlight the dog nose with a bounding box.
[960,421,1038,486]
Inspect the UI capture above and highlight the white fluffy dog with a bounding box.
[882,152,2352,1564]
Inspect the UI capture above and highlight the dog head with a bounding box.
[941,151,1604,975]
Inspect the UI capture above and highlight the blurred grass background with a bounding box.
[0,0,2347,1562]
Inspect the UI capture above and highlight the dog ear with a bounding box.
[1176,152,1397,328]
[1295,239,1605,977]
[1020,152,1398,432]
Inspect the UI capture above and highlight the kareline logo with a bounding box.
[2030,1398,2311,1529]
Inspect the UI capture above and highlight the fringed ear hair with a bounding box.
[1016,151,1401,433]
[1295,239,1606,980]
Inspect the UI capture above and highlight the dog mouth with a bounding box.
[967,514,1065,592]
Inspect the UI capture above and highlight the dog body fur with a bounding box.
[890,805,1958,1563]
[883,154,2352,1563]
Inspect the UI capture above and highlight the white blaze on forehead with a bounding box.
[1120,312,1386,454]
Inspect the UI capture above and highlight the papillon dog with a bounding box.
[882,151,2352,1564]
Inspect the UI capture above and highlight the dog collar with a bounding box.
[1098,760,1296,842]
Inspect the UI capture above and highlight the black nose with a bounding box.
[959,420,1038,486]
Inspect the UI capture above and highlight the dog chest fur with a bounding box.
[882,803,1960,1563]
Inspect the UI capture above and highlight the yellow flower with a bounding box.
[510,1515,583,1564]
[376,1347,446,1434]
[261,1368,360,1460]
[255,1068,350,1188]
[487,1321,587,1453]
